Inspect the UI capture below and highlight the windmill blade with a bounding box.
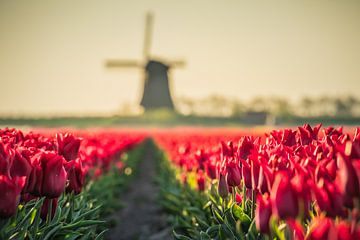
[143,12,154,60]
[105,59,142,68]
[168,59,186,68]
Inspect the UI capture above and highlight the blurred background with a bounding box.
[0,0,359,127]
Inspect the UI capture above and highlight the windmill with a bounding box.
[105,12,185,111]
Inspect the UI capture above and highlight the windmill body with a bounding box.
[141,60,174,109]
[105,13,184,112]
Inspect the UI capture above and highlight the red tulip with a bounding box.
[237,136,254,160]
[0,175,26,218]
[271,171,298,219]
[29,151,67,198]
[336,221,352,240]
[251,158,260,190]
[65,158,85,195]
[197,170,205,192]
[56,133,81,161]
[306,217,337,240]
[0,142,15,177]
[298,123,321,145]
[287,219,305,240]
[41,152,67,198]
[255,193,272,234]
[205,159,218,179]
[270,129,297,146]
[351,127,360,158]
[241,159,252,189]
[336,153,359,200]
[26,159,43,196]
[235,193,242,204]
[226,161,241,187]
[10,149,32,179]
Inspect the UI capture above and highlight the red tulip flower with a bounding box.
[226,161,241,187]
[0,142,15,177]
[306,217,337,240]
[40,152,67,198]
[65,158,85,195]
[336,153,359,200]
[0,175,26,218]
[271,171,299,220]
[255,193,272,234]
[197,170,205,192]
[10,149,32,179]
[56,133,81,161]
[28,151,67,198]
[237,136,254,160]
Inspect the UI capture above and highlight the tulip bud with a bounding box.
[218,174,229,199]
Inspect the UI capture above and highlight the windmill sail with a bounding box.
[104,12,184,112]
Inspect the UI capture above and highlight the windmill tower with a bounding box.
[105,12,185,111]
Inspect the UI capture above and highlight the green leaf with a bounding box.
[16,198,44,231]
[212,204,224,224]
[95,229,108,240]
[200,231,211,240]
[62,220,105,230]
[173,230,193,240]
[43,224,62,240]
[232,204,251,232]
[205,224,221,237]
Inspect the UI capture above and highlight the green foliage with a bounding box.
[155,145,267,240]
[0,142,146,240]
[0,193,105,240]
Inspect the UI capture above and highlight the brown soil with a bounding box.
[106,143,173,240]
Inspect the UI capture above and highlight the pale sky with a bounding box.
[0,0,359,116]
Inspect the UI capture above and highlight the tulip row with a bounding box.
[155,125,360,240]
[0,128,145,239]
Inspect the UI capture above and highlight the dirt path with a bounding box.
[107,141,172,240]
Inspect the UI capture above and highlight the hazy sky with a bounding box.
[1,0,359,115]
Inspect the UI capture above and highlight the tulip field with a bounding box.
[0,125,359,239]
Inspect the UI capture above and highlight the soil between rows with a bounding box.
[107,142,173,240]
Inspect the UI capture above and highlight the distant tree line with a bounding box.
[176,95,360,118]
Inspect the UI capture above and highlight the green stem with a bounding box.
[251,190,256,219]
[46,199,53,224]
[242,182,246,211]
[232,187,236,204]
